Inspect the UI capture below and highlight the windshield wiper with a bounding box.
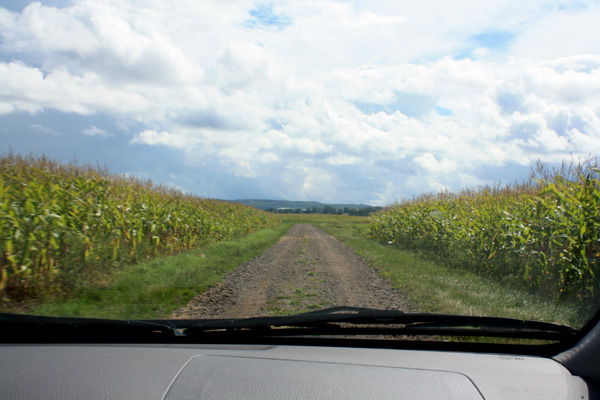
[0,307,578,342]
[183,306,578,341]
[0,313,184,342]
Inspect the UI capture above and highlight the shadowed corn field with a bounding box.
[370,159,600,309]
[0,154,279,305]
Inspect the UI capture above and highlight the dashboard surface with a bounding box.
[0,343,589,399]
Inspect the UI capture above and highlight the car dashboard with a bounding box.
[0,342,592,399]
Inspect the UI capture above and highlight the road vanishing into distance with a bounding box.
[171,224,410,319]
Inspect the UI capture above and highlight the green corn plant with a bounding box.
[370,158,600,306]
[0,154,280,305]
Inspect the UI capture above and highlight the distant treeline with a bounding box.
[233,199,378,212]
[267,206,382,216]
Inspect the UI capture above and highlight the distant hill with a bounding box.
[232,199,375,210]
[231,199,382,215]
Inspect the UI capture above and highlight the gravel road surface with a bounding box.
[171,223,410,319]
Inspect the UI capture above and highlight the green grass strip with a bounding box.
[28,222,295,320]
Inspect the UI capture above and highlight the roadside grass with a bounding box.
[282,214,583,327]
[28,222,296,320]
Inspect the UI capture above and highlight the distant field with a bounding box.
[233,199,378,211]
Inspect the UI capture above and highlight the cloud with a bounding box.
[175,110,234,130]
[82,125,110,137]
[512,2,600,61]
[130,129,191,149]
[104,52,600,202]
[414,153,458,174]
[0,2,202,82]
[0,61,151,115]
[354,91,438,118]
[1,1,599,205]
[31,123,59,135]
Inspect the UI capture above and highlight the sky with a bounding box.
[1,1,599,205]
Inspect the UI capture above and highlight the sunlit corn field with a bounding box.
[0,154,280,304]
[370,159,600,305]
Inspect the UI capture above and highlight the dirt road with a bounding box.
[171,224,410,319]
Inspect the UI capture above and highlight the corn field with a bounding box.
[0,154,280,304]
[370,159,600,304]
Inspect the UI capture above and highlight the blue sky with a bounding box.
[245,3,291,29]
[1,1,600,205]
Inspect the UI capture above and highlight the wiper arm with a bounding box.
[184,306,578,341]
[0,313,184,342]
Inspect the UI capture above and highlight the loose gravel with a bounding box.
[170,224,411,319]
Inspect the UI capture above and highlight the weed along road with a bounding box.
[171,224,410,318]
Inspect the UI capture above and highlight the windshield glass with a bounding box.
[1,0,599,338]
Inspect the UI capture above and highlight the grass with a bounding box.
[27,222,296,320]
[282,214,585,328]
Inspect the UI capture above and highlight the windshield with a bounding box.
[1,0,599,341]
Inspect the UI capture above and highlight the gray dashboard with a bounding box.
[0,344,589,399]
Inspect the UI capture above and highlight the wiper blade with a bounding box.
[1,307,578,342]
[183,306,578,341]
[0,313,184,342]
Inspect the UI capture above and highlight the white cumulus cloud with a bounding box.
[82,125,110,137]
[1,1,599,204]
